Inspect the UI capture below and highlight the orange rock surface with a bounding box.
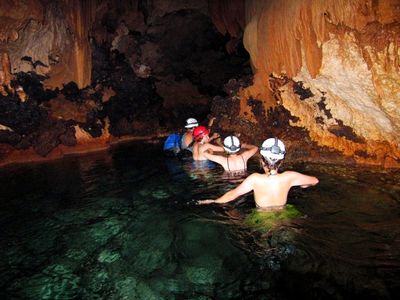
[233,0,400,167]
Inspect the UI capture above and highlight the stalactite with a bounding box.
[0,51,12,95]
[62,0,96,88]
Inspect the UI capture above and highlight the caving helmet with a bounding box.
[193,126,209,141]
[260,137,286,166]
[185,118,199,129]
[223,135,241,154]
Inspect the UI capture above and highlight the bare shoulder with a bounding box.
[245,172,264,182]
[280,170,301,177]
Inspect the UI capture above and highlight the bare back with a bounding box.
[250,173,292,208]
[204,170,319,209]
[203,144,258,172]
[247,171,318,209]
[193,141,224,161]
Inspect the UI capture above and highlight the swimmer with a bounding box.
[198,137,319,210]
[181,117,219,152]
[192,125,223,161]
[180,118,199,152]
[203,135,258,173]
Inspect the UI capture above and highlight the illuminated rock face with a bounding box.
[239,0,400,167]
[0,0,93,89]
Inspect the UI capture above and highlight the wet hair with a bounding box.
[260,156,283,174]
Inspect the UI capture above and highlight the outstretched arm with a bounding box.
[287,171,319,188]
[198,174,255,204]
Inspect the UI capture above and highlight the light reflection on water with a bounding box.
[0,141,399,299]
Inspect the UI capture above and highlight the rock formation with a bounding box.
[0,0,399,168]
[233,0,400,167]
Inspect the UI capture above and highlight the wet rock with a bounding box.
[47,95,97,123]
[32,120,76,156]
[0,130,21,146]
[0,93,46,135]
[61,81,80,102]
[15,72,57,103]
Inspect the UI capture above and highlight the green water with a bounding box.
[0,141,399,299]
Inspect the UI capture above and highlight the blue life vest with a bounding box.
[163,133,182,152]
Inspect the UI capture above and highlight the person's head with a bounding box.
[193,126,209,143]
[223,135,241,154]
[260,137,286,171]
[185,118,198,131]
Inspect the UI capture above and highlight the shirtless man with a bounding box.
[203,135,258,173]
[198,137,319,210]
[192,125,224,161]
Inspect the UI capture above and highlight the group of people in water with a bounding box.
[164,117,319,211]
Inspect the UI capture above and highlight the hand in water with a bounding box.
[197,199,215,205]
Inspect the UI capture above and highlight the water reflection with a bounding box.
[0,142,399,299]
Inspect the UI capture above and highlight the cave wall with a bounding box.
[1,0,399,168]
[0,0,94,89]
[0,0,251,164]
[224,0,400,167]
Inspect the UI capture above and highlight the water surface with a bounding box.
[0,141,399,299]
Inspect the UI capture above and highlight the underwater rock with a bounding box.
[184,256,222,285]
[98,249,121,263]
[151,189,170,199]
[133,248,167,275]
[114,277,138,299]
[113,277,161,300]
[87,270,111,294]
[66,249,88,261]
[89,218,125,245]
[11,264,80,299]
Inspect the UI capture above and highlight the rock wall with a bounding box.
[0,0,251,165]
[0,0,95,89]
[237,0,400,167]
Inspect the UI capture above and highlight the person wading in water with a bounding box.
[198,137,319,210]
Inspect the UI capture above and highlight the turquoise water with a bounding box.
[0,141,399,299]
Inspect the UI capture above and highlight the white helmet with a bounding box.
[260,137,286,166]
[223,135,241,154]
[185,118,199,128]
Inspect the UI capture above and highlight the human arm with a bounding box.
[209,132,221,144]
[198,174,255,204]
[207,116,216,128]
[287,171,319,188]
[241,143,258,160]
[203,151,226,166]
[204,142,224,153]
